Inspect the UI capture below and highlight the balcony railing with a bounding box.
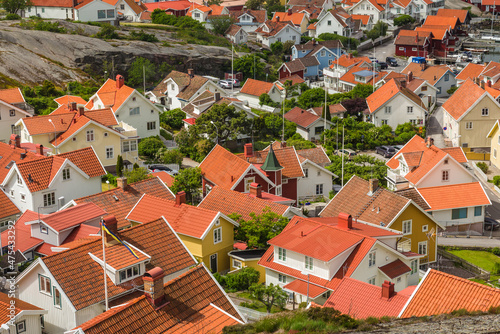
[386,169,407,184]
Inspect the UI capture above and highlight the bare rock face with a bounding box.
[0,21,232,86]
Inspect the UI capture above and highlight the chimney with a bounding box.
[367,178,379,196]
[399,79,406,88]
[70,102,77,111]
[214,92,221,102]
[116,75,125,89]
[187,69,194,78]
[426,136,432,147]
[408,71,413,82]
[338,212,352,230]
[312,38,316,46]
[35,144,44,156]
[420,63,426,71]
[288,8,292,14]
[77,106,85,117]
[276,16,280,22]
[143,267,167,308]
[281,141,286,148]
[244,143,253,158]
[102,215,119,245]
[381,280,395,299]
[348,53,352,59]
[249,183,262,198]
[176,191,186,206]
[481,80,485,89]
[488,80,492,88]
[10,134,20,148]
[116,177,127,189]
[20,152,26,160]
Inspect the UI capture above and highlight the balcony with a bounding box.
[114,121,138,138]
[386,169,409,190]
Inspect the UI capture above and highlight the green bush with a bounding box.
[138,136,166,159]
[393,14,415,26]
[102,173,117,186]
[492,247,500,256]
[494,175,500,187]
[477,162,489,174]
[447,86,459,95]
[493,262,500,275]
[5,13,21,20]
[219,267,260,292]
[160,128,173,140]
[160,108,185,130]
[128,29,159,42]
[20,18,67,33]
[95,23,119,39]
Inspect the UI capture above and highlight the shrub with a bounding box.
[96,23,119,39]
[494,175,500,187]
[138,136,166,159]
[128,29,159,42]
[20,18,67,33]
[160,108,185,130]
[493,262,500,275]
[492,247,500,256]
[5,13,21,20]
[447,86,459,95]
[477,162,489,174]
[219,267,260,292]
[393,14,415,26]
[102,173,117,186]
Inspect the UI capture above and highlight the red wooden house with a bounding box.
[394,30,432,58]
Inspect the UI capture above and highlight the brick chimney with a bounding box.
[407,71,413,82]
[399,79,406,88]
[176,191,186,206]
[426,136,433,147]
[77,106,85,117]
[244,143,253,158]
[116,177,127,189]
[10,134,20,148]
[35,144,44,156]
[276,16,280,22]
[488,80,492,88]
[481,80,485,89]
[338,212,352,230]
[348,53,352,59]
[143,267,168,308]
[367,178,379,196]
[102,215,119,245]
[381,280,395,299]
[116,75,125,89]
[70,102,77,111]
[214,92,221,102]
[187,69,194,78]
[288,8,292,14]
[249,183,262,198]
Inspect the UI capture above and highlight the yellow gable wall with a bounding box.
[390,203,437,264]
[460,96,500,148]
[200,216,235,273]
[490,125,500,170]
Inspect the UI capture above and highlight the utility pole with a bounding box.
[143,65,146,93]
[324,85,327,145]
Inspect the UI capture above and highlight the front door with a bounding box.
[210,254,218,273]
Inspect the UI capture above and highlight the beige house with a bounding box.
[487,120,500,169]
[443,79,500,148]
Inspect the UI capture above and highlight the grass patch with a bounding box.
[448,250,500,273]
[101,181,116,192]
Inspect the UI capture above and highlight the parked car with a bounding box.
[484,217,500,231]
[393,145,404,152]
[376,146,396,158]
[228,78,240,87]
[337,148,357,160]
[148,164,179,176]
[379,62,388,70]
[368,57,378,63]
[386,57,398,67]
[218,80,232,89]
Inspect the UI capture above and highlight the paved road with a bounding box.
[438,236,500,247]
[426,101,446,148]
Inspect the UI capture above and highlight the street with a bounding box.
[358,37,408,73]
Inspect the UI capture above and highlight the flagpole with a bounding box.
[324,85,327,145]
[101,220,109,311]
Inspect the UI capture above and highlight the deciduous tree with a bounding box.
[210,15,235,35]
[171,167,202,203]
[0,0,32,14]
[127,57,156,87]
[249,283,288,313]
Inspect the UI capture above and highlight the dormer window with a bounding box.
[17,174,22,185]
[40,224,49,234]
[119,265,141,283]
[62,168,70,180]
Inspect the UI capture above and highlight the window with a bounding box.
[385,106,391,114]
[40,224,48,234]
[304,67,308,74]
[122,140,137,152]
[97,9,105,19]
[482,108,489,116]
[286,27,289,33]
[444,73,449,81]
[381,119,388,125]
[277,37,281,42]
[418,241,427,255]
[233,259,242,269]
[9,190,14,198]
[452,208,468,220]
[194,12,200,18]
[16,321,26,333]
[86,130,94,142]
[147,121,156,130]
[278,274,287,283]
[40,315,44,329]
[315,126,324,134]
[304,168,308,178]
[410,260,418,274]
[402,220,412,234]
[129,107,140,116]
[106,147,114,160]
[53,287,62,309]
[422,225,428,232]
[43,192,55,207]
[397,277,402,283]
[62,168,70,180]
[421,86,427,91]
[244,177,255,192]
[17,174,22,185]
[465,122,473,129]
[407,106,413,114]
[321,50,326,57]
[104,132,108,137]
[120,4,125,9]
[327,20,332,26]
[368,276,376,285]
[317,170,321,176]
[213,227,222,244]
[278,247,286,261]
[42,8,45,13]
[292,35,296,41]
[119,265,141,283]
[275,184,282,196]
[107,9,115,18]
[72,137,77,142]
[368,251,376,267]
[397,8,401,13]
[442,170,449,181]
[412,47,417,51]
[322,290,331,298]
[39,275,51,295]
[9,109,15,117]
[316,184,323,195]
[399,47,404,51]
[20,193,25,202]
[474,206,482,216]
[495,149,497,159]
[305,256,313,270]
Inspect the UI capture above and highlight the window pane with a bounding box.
[475,206,482,216]
[98,10,105,19]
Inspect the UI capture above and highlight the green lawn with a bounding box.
[448,250,500,273]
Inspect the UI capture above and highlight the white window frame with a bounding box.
[147,121,156,131]
[407,106,414,114]
[465,121,473,129]
[119,264,141,283]
[442,170,449,181]
[422,224,428,232]
[384,106,391,114]
[368,276,376,285]
[62,168,70,180]
[20,193,26,202]
[213,227,222,244]
[368,251,376,267]
[39,275,51,295]
[43,192,55,207]
[305,256,313,270]
[86,129,94,142]
[53,287,62,309]
[106,146,114,160]
[17,174,22,185]
[304,168,309,178]
[278,274,287,283]
[278,247,286,261]
[16,321,26,333]
[275,184,282,196]
[233,259,242,269]
[410,259,418,274]
[316,184,323,195]
[418,241,427,255]
[482,107,489,116]
[402,220,412,235]
[129,107,140,116]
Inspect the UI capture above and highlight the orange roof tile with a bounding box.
[351,14,370,25]
[424,15,458,30]
[75,264,243,333]
[402,64,454,86]
[486,85,500,99]
[279,74,305,85]
[441,147,467,163]
[92,243,150,270]
[152,171,175,187]
[22,113,75,135]
[0,88,25,104]
[239,78,275,97]
[284,279,328,298]
[309,217,401,237]
[456,63,486,81]
[442,79,485,121]
[26,203,105,232]
[416,182,490,211]
[0,142,43,181]
[200,144,251,189]
[436,8,469,24]
[395,30,432,47]
[415,26,448,40]
[331,54,372,69]
[272,12,305,25]
[340,65,387,86]
[209,4,226,15]
[53,95,88,107]
[400,269,500,318]
[126,194,227,239]
[296,147,331,166]
[74,178,175,229]
[379,259,411,278]
[0,188,20,219]
[0,292,44,325]
[198,186,289,221]
[57,147,107,177]
[366,79,426,113]
[241,145,304,179]
[284,107,321,128]
[41,217,196,311]
[87,78,135,113]
[324,277,410,319]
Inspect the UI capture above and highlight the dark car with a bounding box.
[148,164,179,176]
[386,57,398,67]
[376,146,396,158]
[484,217,500,231]
[379,62,388,70]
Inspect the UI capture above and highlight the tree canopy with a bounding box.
[244,0,265,9]
[171,167,202,203]
[249,283,288,313]
[138,136,165,160]
[0,0,32,14]
[234,54,267,80]
[210,15,235,35]
[160,108,185,130]
[127,57,156,87]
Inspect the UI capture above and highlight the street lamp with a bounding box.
[210,121,218,145]
[301,271,310,304]
[48,119,57,154]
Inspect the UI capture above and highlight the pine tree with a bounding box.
[116,155,124,177]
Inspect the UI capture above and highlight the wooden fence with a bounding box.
[437,248,490,280]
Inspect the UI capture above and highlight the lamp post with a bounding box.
[48,119,57,154]
[301,271,310,304]
[210,121,218,145]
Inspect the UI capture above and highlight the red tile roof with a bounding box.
[53,95,88,107]
[416,182,490,211]
[272,12,306,25]
[424,15,458,30]
[22,113,75,135]
[152,171,175,187]
[26,203,105,232]
[0,210,43,253]
[92,242,150,270]
[255,20,296,37]
[309,217,401,237]
[366,79,426,113]
[30,0,74,7]
[415,26,448,40]
[57,146,107,177]
[332,54,372,69]
[143,0,191,11]
[442,79,485,121]
[0,292,44,326]
[0,88,25,104]
[74,178,175,230]
[126,194,226,239]
[75,264,243,334]
[284,107,321,128]
[296,147,331,166]
[379,259,411,279]
[441,147,467,163]
[87,78,135,113]
[198,186,289,221]
[340,65,387,86]
[242,144,304,179]
[279,74,305,85]
[351,14,370,25]
[324,277,410,319]
[239,78,275,97]
[436,8,469,24]
[402,64,453,86]
[400,269,500,318]
[40,217,196,311]
[284,279,328,298]
[456,63,485,81]
[0,188,20,219]
[395,30,432,47]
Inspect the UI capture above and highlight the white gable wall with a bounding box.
[2,168,34,214]
[371,93,426,130]
[0,104,29,143]
[26,6,74,19]
[76,1,117,22]
[315,12,346,37]
[416,157,475,188]
[114,91,160,138]
[298,161,334,199]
